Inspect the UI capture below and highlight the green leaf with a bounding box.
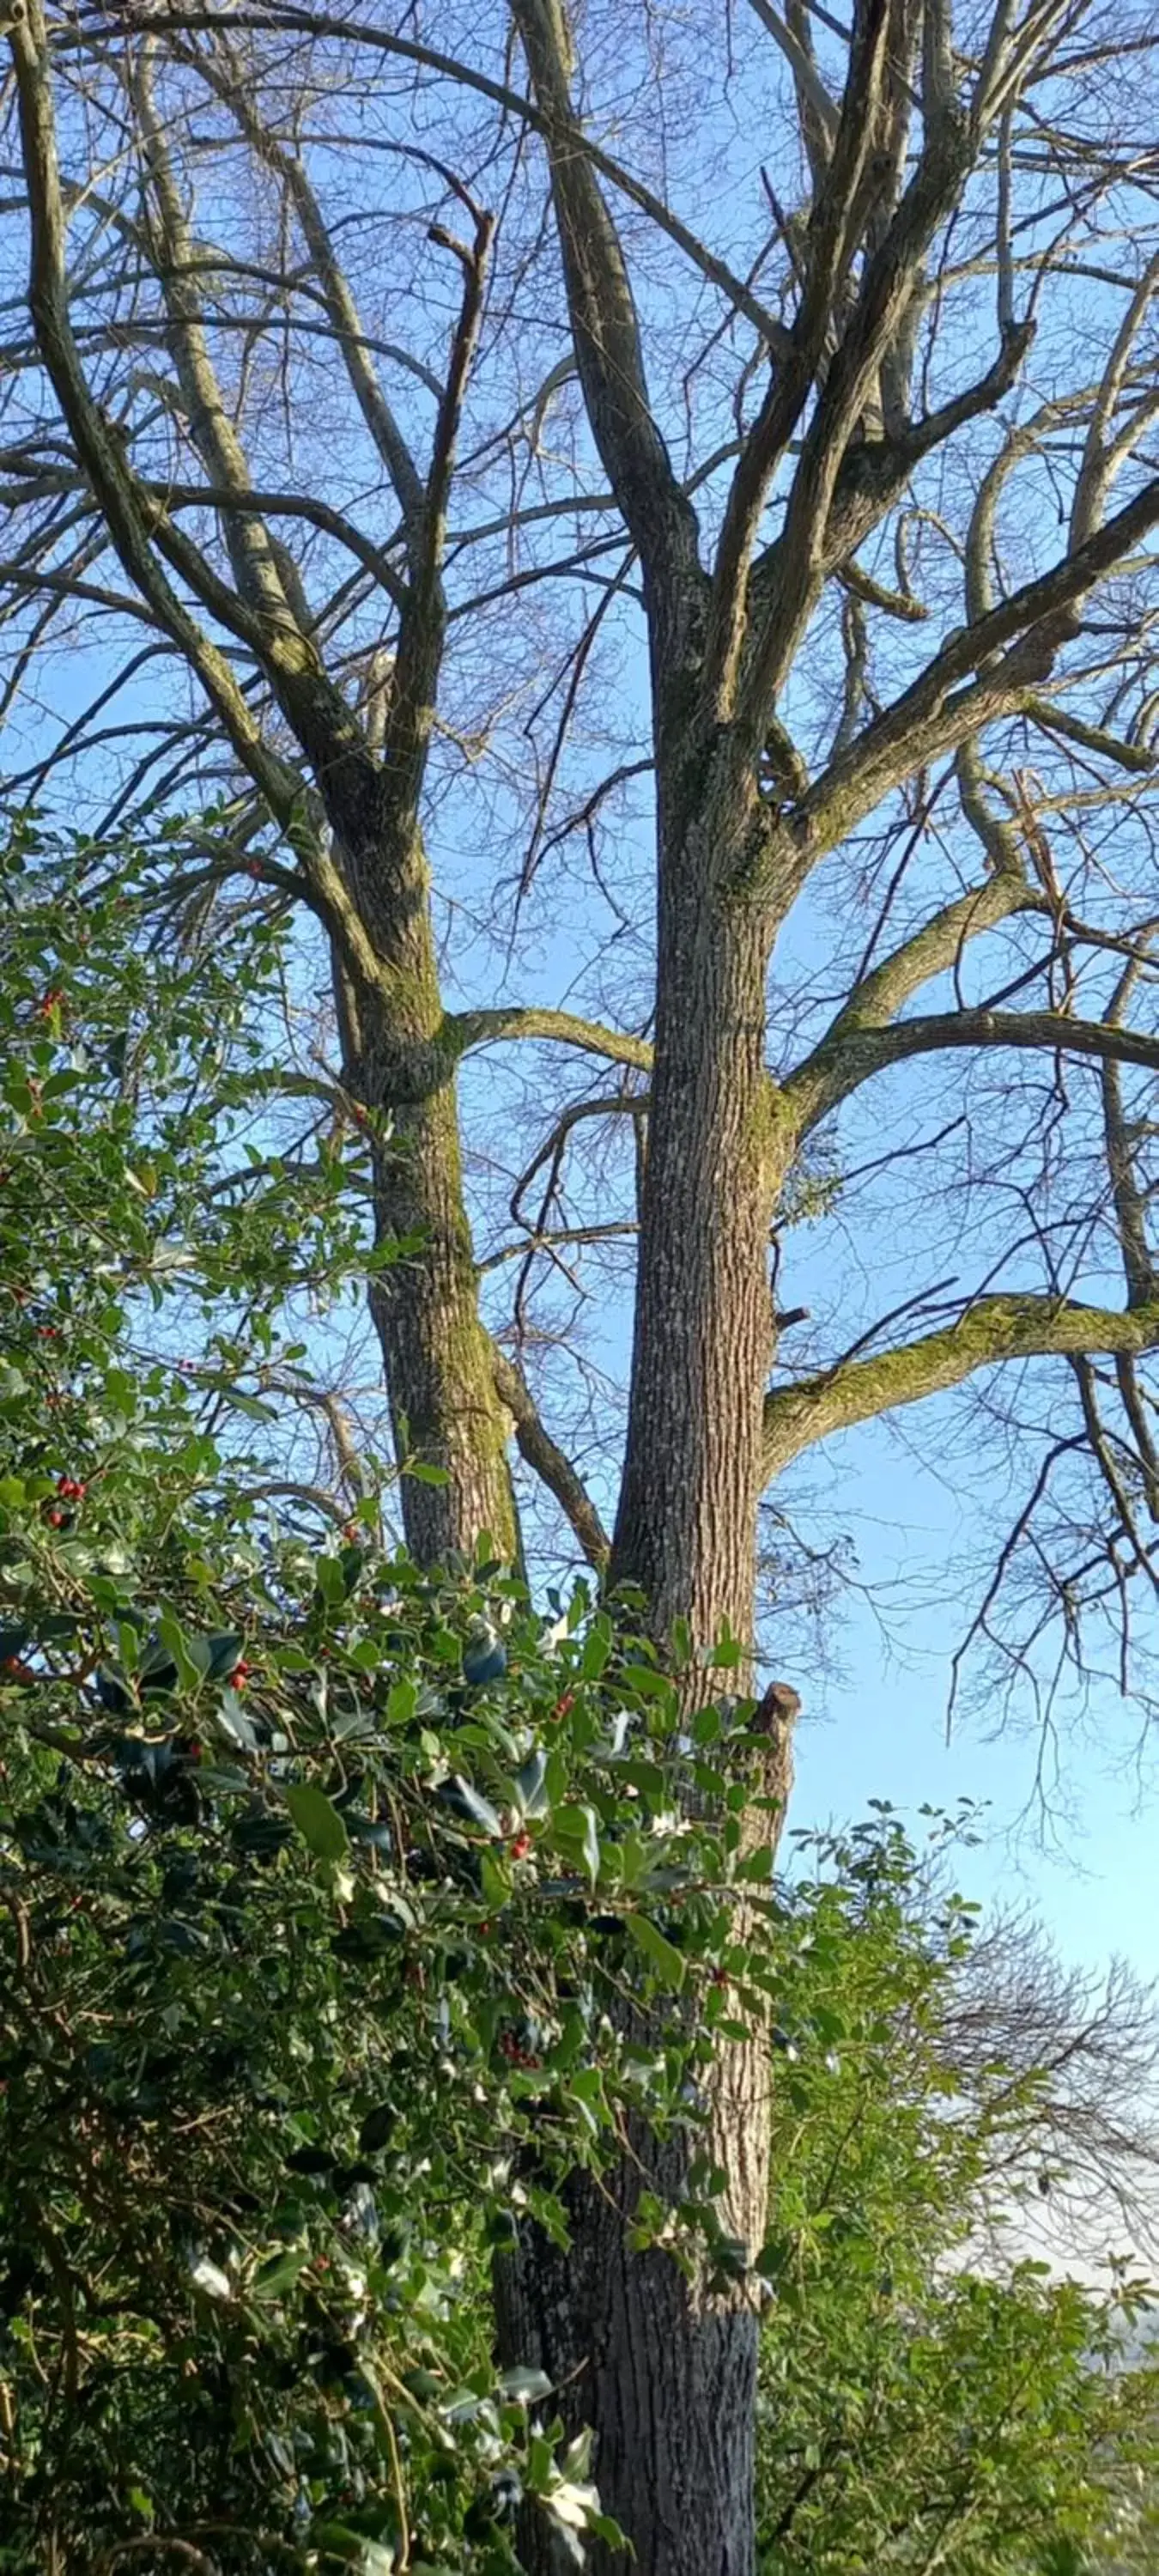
[512,1746,549,1816]
[554,1802,601,1887]
[222,1388,278,1422]
[440,1774,503,1837]
[626,1912,686,1990]
[284,1782,349,1861]
[251,2247,310,2300]
[579,1618,612,1680]
[186,1629,243,1681]
[480,1851,509,1908]
[154,1614,199,1690]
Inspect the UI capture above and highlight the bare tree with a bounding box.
[5,0,1159,2564]
[945,1914,1159,2263]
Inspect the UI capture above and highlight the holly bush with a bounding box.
[0,823,787,2569]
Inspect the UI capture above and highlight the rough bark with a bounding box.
[495,1702,796,2576]
[493,724,794,2573]
[14,3,1159,2570]
[495,2160,761,2576]
[610,756,786,1643]
[326,787,519,1568]
[367,1076,519,1565]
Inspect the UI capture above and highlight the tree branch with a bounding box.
[447,1006,652,1072]
[385,200,495,811]
[786,1004,1159,1130]
[183,29,426,537]
[507,0,702,598]
[489,1342,610,1569]
[762,1291,1159,1479]
[800,468,1159,860]
[704,0,898,715]
[7,0,306,831]
[783,876,1040,1131]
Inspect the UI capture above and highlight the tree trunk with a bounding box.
[367,1075,519,1565]
[327,793,519,1566]
[498,756,794,2575]
[495,2154,759,2576]
[610,755,784,1643]
[495,1706,795,2576]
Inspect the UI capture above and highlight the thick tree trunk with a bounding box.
[610,757,783,1643]
[495,1708,796,2576]
[498,757,794,2575]
[495,2148,759,2576]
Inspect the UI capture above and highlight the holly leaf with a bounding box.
[284,1782,349,1861]
[626,1913,685,1990]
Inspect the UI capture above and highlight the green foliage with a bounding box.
[756,1821,1159,2573]
[0,828,776,2568]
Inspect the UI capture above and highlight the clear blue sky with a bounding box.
[786,1420,1159,1986]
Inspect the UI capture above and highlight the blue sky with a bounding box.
[787,1420,1159,1985]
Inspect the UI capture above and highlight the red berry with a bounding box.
[553,1692,575,1717]
[509,1832,531,1860]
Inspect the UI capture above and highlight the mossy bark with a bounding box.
[327,793,519,1567]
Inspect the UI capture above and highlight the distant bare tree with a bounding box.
[6,0,1159,2563]
[947,1916,1159,2263]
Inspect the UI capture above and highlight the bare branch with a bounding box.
[507,0,703,608]
[490,1340,610,1570]
[763,1291,1159,1479]
[786,1002,1159,1133]
[448,1006,652,1072]
[801,470,1159,861]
